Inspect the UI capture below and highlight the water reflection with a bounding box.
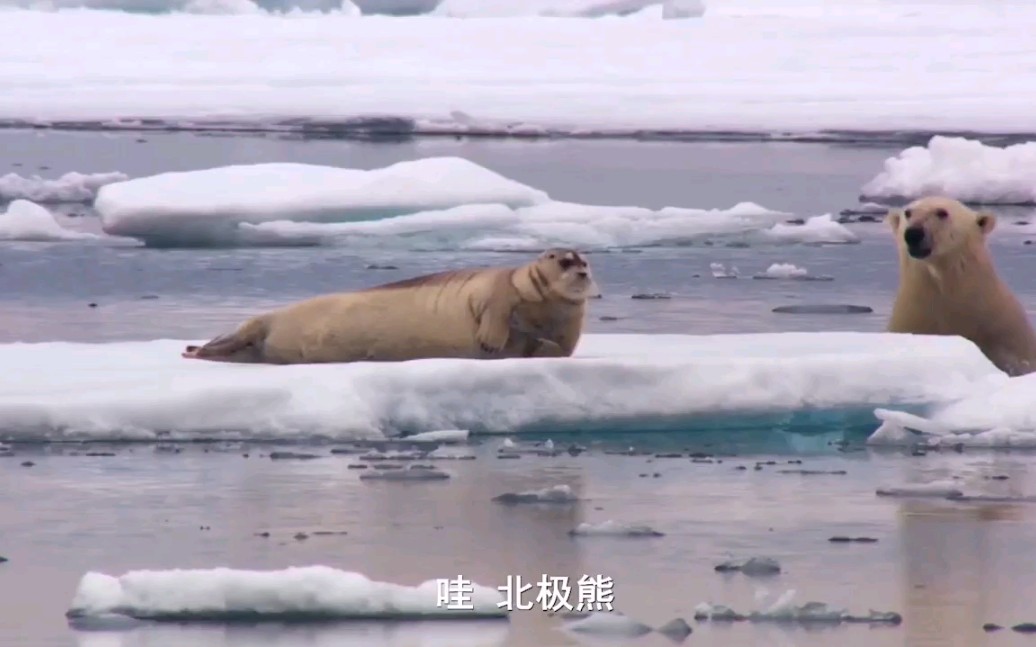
[73,620,511,647]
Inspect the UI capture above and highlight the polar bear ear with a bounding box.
[977,211,997,236]
[885,209,902,231]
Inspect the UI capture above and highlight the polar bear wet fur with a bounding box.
[886,195,1036,376]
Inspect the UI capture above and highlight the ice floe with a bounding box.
[752,262,832,281]
[0,199,100,242]
[860,136,1036,206]
[65,566,507,621]
[0,332,1004,442]
[568,521,664,537]
[0,170,127,203]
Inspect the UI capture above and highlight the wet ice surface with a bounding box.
[6,439,1036,647]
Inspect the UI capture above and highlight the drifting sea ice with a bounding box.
[65,566,507,621]
[0,332,1003,442]
[860,136,1036,205]
[0,199,100,242]
[91,156,855,249]
[0,170,127,203]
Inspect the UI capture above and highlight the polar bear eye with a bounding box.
[903,209,912,219]
[935,208,949,220]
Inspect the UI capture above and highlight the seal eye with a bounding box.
[935,208,948,220]
[904,209,912,220]
[558,258,574,270]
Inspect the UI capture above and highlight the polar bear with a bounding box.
[886,195,1036,377]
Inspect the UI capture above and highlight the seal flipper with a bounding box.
[182,317,268,363]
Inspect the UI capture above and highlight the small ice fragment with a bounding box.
[713,557,781,576]
[358,466,450,481]
[492,484,576,504]
[568,521,664,537]
[710,262,739,279]
[656,617,693,639]
[875,482,964,498]
[405,429,469,443]
[693,603,744,621]
[563,611,653,636]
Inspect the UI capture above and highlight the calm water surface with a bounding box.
[2,131,1036,647]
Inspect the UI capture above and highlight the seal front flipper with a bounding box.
[474,302,512,355]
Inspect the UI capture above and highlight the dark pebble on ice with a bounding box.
[85,452,115,457]
[829,536,878,543]
[689,452,713,459]
[984,474,1009,480]
[255,532,270,538]
[294,532,308,541]
[139,295,159,300]
[657,617,693,640]
[567,444,585,456]
[1013,623,1036,634]
[785,218,806,225]
[88,303,98,308]
[772,304,873,315]
[347,464,369,469]
[983,623,1003,632]
[655,453,683,458]
[1025,240,1033,245]
[692,458,715,464]
[366,264,399,270]
[599,316,620,322]
[0,556,7,563]
[639,473,648,478]
[371,463,404,470]
[312,530,349,536]
[20,461,34,467]
[735,466,747,471]
[498,454,521,459]
[778,469,847,475]
[269,451,320,460]
[652,472,661,478]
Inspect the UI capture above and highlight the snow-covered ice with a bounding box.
[867,370,1036,448]
[94,158,547,245]
[0,332,1003,441]
[90,157,848,248]
[66,566,507,621]
[861,136,1036,205]
[0,171,127,203]
[752,262,832,281]
[694,589,901,625]
[492,484,578,504]
[1,5,1035,137]
[0,199,100,242]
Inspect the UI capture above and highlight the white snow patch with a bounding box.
[0,199,100,242]
[0,6,1033,135]
[66,566,507,620]
[0,171,127,203]
[0,333,1002,442]
[861,136,1036,205]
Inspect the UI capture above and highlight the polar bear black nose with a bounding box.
[903,226,925,247]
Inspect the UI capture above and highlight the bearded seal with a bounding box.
[181,248,599,364]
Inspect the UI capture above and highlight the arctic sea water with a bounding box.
[3,129,1036,647]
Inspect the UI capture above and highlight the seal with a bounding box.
[181,248,599,364]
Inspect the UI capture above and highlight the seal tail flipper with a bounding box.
[182,317,268,363]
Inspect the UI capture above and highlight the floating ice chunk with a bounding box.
[358,465,451,480]
[569,521,664,537]
[0,333,1002,442]
[0,199,100,242]
[695,590,900,626]
[710,262,739,278]
[66,567,507,621]
[562,611,653,636]
[662,0,704,19]
[752,262,833,281]
[94,158,549,246]
[714,556,781,576]
[764,214,858,245]
[875,481,964,499]
[492,484,576,504]
[861,136,1036,205]
[404,429,469,443]
[0,171,127,203]
[182,0,264,14]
